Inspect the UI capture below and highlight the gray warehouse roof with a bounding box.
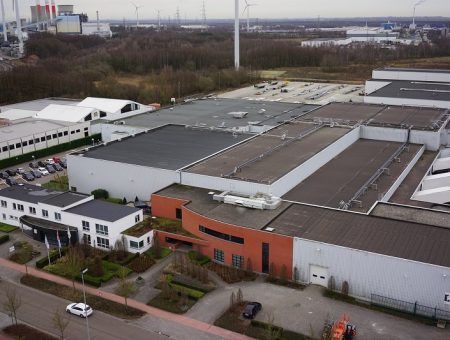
[375,67,450,74]
[66,200,140,222]
[0,119,77,143]
[81,125,251,170]
[121,98,318,130]
[269,203,450,268]
[368,80,450,102]
[0,98,81,112]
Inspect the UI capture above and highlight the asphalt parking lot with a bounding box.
[219,81,365,105]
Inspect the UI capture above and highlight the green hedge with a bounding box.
[169,282,205,300]
[36,247,68,269]
[0,134,101,169]
[0,234,10,245]
[91,189,109,199]
[0,223,17,233]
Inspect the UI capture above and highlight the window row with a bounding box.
[213,249,245,269]
[199,225,244,244]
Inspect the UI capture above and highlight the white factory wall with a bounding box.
[364,80,392,95]
[364,96,450,110]
[410,130,442,151]
[180,172,271,196]
[293,238,450,310]
[433,156,450,171]
[0,122,90,161]
[372,70,450,83]
[271,127,360,197]
[67,155,179,202]
[381,145,425,202]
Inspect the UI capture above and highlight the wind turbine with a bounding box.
[131,2,143,28]
[1,0,7,42]
[243,0,257,32]
[234,0,239,70]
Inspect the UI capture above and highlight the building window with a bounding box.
[76,129,80,133]
[58,132,63,137]
[1,200,6,208]
[96,237,110,249]
[17,204,24,212]
[29,207,36,215]
[9,145,14,150]
[15,143,21,148]
[42,210,49,218]
[175,208,182,220]
[40,137,45,142]
[46,135,51,140]
[29,139,34,145]
[64,131,68,136]
[12,203,16,210]
[70,131,75,135]
[214,249,224,263]
[83,234,91,245]
[35,138,40,143]
[135,214,140,223]
[232,254,244,269]
[129,240,144,249]
[54,212,61,221]
[82,220,90,231]
[96,224,109,236]
[22,141,28,146]
[199,225,244,244]
[2,146,7,152]
[52,133,57,139]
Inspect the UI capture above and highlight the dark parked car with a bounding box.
[6,177,18,186]
[22,172,35,182]
[46,164,56,174]
[29,161,39,169]
[53,163,63,171]
[242,302,262,319]
[6,169,16,176]
[58,160,67,169]
[0,172,9,179]
[38,160,47,167]
[30,169,42,178]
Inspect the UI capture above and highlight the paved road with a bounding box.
[186,280,450,340]
[0,280,169,340]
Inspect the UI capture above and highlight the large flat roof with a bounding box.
[0,98,81,112]
[376,67,450,74]
[368,80,450,102]
[284,139,422,211]
[187,124,350,183]
[66,199,140,222]
[298,102,384,123]
[81,125,250,170]
[268,203,450,267]
[121,98,318,130]
[0,119,75,142]
[154,184,291,230]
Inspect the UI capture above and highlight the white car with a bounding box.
[38,167,49,176]
[66,303,93,318]
[46,158,55,165]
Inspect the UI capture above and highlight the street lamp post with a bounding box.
[81,268,91,340]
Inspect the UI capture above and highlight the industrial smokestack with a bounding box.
[45,0,52,20]
[13,0,23,55]
[234,0,240,70]
[0,0,7,42]
[50,0,56,17]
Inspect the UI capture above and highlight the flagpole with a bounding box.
[45,234,51,265]
[57,230,61,258]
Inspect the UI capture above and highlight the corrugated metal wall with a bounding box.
[293,238,450,310]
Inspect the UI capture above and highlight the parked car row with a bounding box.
[0,157,67,186]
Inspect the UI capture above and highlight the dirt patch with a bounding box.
[3,324,57,340]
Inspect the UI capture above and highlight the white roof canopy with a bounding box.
[34,104,97,123]
[77,97,138,114]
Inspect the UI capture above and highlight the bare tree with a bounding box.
[52,308,71,340]
[115,268,136,310]
[236,288,243,305]
[3,286,21,325]
[265,312,282,340]
[64,246,84,291]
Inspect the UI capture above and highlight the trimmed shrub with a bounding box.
[127,255,155,273]
[0,234,10,245]
[169,282,205,300]
[36,247,68,268]
[187,250,210,265]
[91,189,109,199]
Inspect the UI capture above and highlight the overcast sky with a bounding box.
[4,0,449,21]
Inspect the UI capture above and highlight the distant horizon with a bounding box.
[3,0,450,22]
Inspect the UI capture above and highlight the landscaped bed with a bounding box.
[145,246,172,260]
[41,175,69,191]
[214,301,312,340]
[0,223,17,233]
[20,275,145,319]
[3,324,57,340]
[206,261,258,284]
[9,241,37,264]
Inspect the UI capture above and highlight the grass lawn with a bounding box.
[0,223,17,233]
[214,303,313,340]
[3,324,57,340]
[145,247,172,260]
[21,275,145,319]
[148,292,196,314]
[41,176,69,191]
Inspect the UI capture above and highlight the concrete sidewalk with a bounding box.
[0,258,250,340]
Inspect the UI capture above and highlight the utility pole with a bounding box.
[202,1,207,27]
[176,6,180,26]
[234,0,240,70]
[96,10,100,31]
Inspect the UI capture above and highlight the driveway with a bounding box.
[186,281,450,340]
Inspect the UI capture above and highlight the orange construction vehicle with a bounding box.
[331,314,356,340]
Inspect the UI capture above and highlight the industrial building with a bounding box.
[365,68,450,109]
[0,184,151,253]
[64,88,450,315]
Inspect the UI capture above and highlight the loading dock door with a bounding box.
[309,265,328,287]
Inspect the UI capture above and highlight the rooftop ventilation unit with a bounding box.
[228,111,248,119]
[213,191,281,210]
